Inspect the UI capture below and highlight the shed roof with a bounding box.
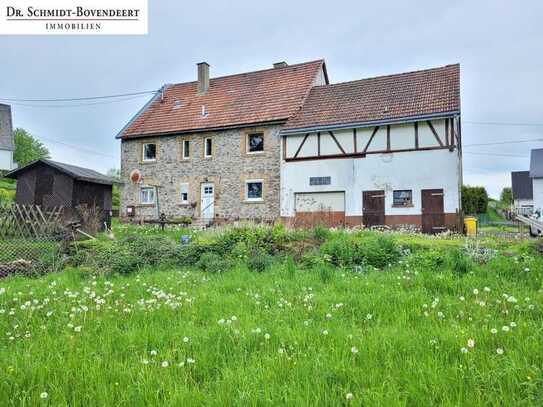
[511,171,533,200]
[282,64,460,133]
[5,159,118,185]
[118,60,327,139]
[529,149,543,178]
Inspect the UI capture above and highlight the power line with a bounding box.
[39,135,117,159]
[7,94,153,109]
[0,90,158,103]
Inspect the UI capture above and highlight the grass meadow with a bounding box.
[0,225,542,406]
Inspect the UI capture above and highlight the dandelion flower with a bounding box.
[351,346,359,354]
[490,328,497,334]
[183,336,190,343]
[161,361,169,368]
[322,330,329,335]
[142,359,149,365]
[150,350,157,356]
[40,392,48,399]
[264,333,270,340]
[496,348,504,355]
[467,339,475,348]
[460,347,468,354]
[502,326,510,332]
[459,296,465,301]
[366,314,373,320]
[473,289,479,295]
[74,326,82,332]
[218,319,225,325]
[186,358,195,364]
[484,287,491,292]
[326,313,332,319]
[510,322,517,328]
[346,393,354,400]
[231,316,237,321]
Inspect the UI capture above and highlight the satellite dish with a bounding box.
[130,169,142,184]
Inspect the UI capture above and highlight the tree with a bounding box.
[462,186,489,215]
[500,187,513,205]
[13,128,50,167]
[107,168,120,210]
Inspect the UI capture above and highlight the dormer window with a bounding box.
[247,133,264,153]
[142,143,157,162]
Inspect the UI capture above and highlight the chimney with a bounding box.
[273,61,288,68]
[197,62,210,95]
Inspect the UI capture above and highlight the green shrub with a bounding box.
[446,249,472,275]
[246,250,274,272]
[196,252,232,273]
[360,235,402,269]
[313,224,330,242]
[320,234,361,267]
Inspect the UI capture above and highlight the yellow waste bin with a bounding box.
[464,216,477,236]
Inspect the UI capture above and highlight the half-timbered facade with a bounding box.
[280,64,461,232]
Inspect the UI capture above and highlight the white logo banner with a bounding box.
[0,0,148,35]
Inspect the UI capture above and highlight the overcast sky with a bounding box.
[1,0,542,197]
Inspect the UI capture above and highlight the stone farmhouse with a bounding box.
[117,60,461,232]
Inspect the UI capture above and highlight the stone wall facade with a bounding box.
[120,125,282,221]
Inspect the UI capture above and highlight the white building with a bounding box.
[0,104,16,171]
[530,149,543,212]
[511,171,533,215]
[279,65,462,233]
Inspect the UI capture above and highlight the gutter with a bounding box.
[120,119,287,140]
[280,111,461,136]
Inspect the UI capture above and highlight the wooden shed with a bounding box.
[5,159,117,230]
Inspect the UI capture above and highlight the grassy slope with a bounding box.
[0,243,542,405]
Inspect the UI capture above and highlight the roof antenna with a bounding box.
[160,85,165,103]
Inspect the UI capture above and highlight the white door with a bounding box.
[200,183,214,219]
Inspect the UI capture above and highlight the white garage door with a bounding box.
[295,192,345,212]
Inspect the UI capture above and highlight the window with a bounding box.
[140,186,155,204]
[245,180,263,201]
[309,176,331,186]
[182,140,190,159]
[204,138,212,157]
[180,183,189,204]
[142,143,157,162]
[247,133,264,153]
[393,190,413,207]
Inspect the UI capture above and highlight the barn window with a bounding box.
[247,133,264,153]
[204,138,213,157]
[309,176,331,186]
[142,143,157,162]
[180,183,189,204]
[393,190,413,207]
[140,186,155,204]
[245,180,263,201]
[182,140,190,159]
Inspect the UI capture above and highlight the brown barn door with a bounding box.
[363,190,385,228]
[421,189,445,234]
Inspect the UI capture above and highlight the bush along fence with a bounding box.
[0,204,68,278]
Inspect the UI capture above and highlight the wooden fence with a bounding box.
[0,204,64,239]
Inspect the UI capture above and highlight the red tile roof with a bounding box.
[119,60,326,139]
[283,64,460,132]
